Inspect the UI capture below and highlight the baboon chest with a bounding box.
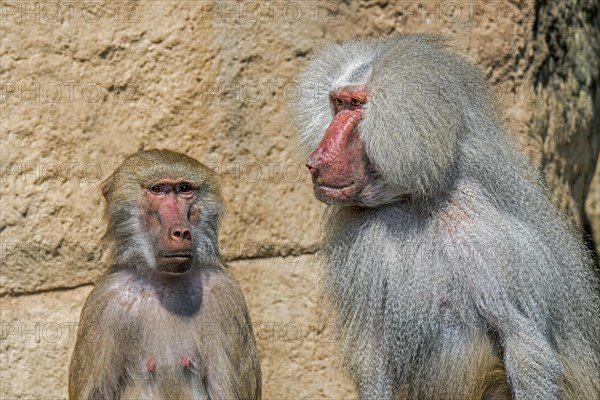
[111,279,208,393]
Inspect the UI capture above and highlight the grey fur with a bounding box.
[294,35,600,399]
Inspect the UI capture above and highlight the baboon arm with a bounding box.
[201,327,259,400]
[466,232,562,399]
[240,320,262,400]
[484,309,560,400]
[470,261,561,398]
[202,271,261,400]
[69,343,121,399]
[69,292,123,400]
[204,351,260,400]
[202,324,260,400]
[501,322,561,399]
[234,338,262,400]
[345,322,393,400]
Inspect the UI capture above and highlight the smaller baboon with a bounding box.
[69,149,261,400]
[294,34,600,399]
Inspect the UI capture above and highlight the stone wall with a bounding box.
[1,1,598,398]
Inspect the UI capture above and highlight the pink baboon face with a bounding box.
[306,86,376,205]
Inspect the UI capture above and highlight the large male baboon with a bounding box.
[294,35,600,399]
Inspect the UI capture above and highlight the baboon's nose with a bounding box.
[170,223,191,242]
[306,161,319,179]
[306,148,324,180]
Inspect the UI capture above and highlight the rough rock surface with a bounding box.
[1,1,598,398]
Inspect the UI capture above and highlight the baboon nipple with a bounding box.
[147,356,156,373]
[181,355,191,369]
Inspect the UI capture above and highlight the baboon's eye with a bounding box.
[178,183,193,193]
[149,185,162,194]
[350,98,363,107]
[334,98,343,106]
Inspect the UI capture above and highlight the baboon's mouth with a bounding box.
[159,252,194,259]
[158,252,194,273]
[315,182,355,190]
[314,182,360,204]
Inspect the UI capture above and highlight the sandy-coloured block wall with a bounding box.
[1,1,598,398]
